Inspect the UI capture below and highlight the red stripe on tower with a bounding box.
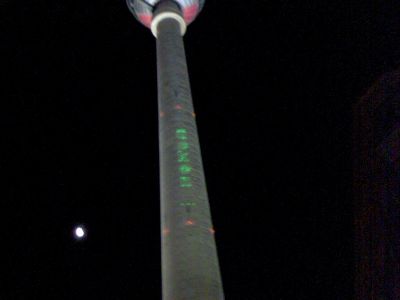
[138,13,152,28]
[183,3,199,24]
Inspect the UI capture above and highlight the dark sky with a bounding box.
[1,0,400,299]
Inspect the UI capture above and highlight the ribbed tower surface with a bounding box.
[126,1,224,299]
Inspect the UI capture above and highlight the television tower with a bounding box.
[126,0,224,299]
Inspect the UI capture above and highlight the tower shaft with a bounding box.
[156,3,224,300]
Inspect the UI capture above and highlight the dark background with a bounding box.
[1,0,399,299]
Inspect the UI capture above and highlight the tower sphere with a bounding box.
[126,0,205,28]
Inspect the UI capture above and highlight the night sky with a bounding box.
[2,0,400,299]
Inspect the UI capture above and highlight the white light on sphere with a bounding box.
[74,226,85,239]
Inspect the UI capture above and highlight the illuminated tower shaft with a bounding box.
[155,2,224,299]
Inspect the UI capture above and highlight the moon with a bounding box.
[74,226,86,239]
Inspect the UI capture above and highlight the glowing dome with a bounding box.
[126,0,205,28]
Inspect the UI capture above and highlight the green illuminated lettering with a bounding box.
[179,176,192,188]
[177,151,189,163]
[180,202,196,207]
[176,133,187,140]
[176,128,188,140]
[179,165,192,174]
[180,176,190,183]
[180,183,192,188]
[176,128,192,188]
[178,142,189,151]
[176,128,187,134]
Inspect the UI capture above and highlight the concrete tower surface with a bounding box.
[126,0,225,299]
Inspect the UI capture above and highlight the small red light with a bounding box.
[209,228,215,234]
[185,220,195,226]
[162,228,170,235]
[175,104,182,110]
